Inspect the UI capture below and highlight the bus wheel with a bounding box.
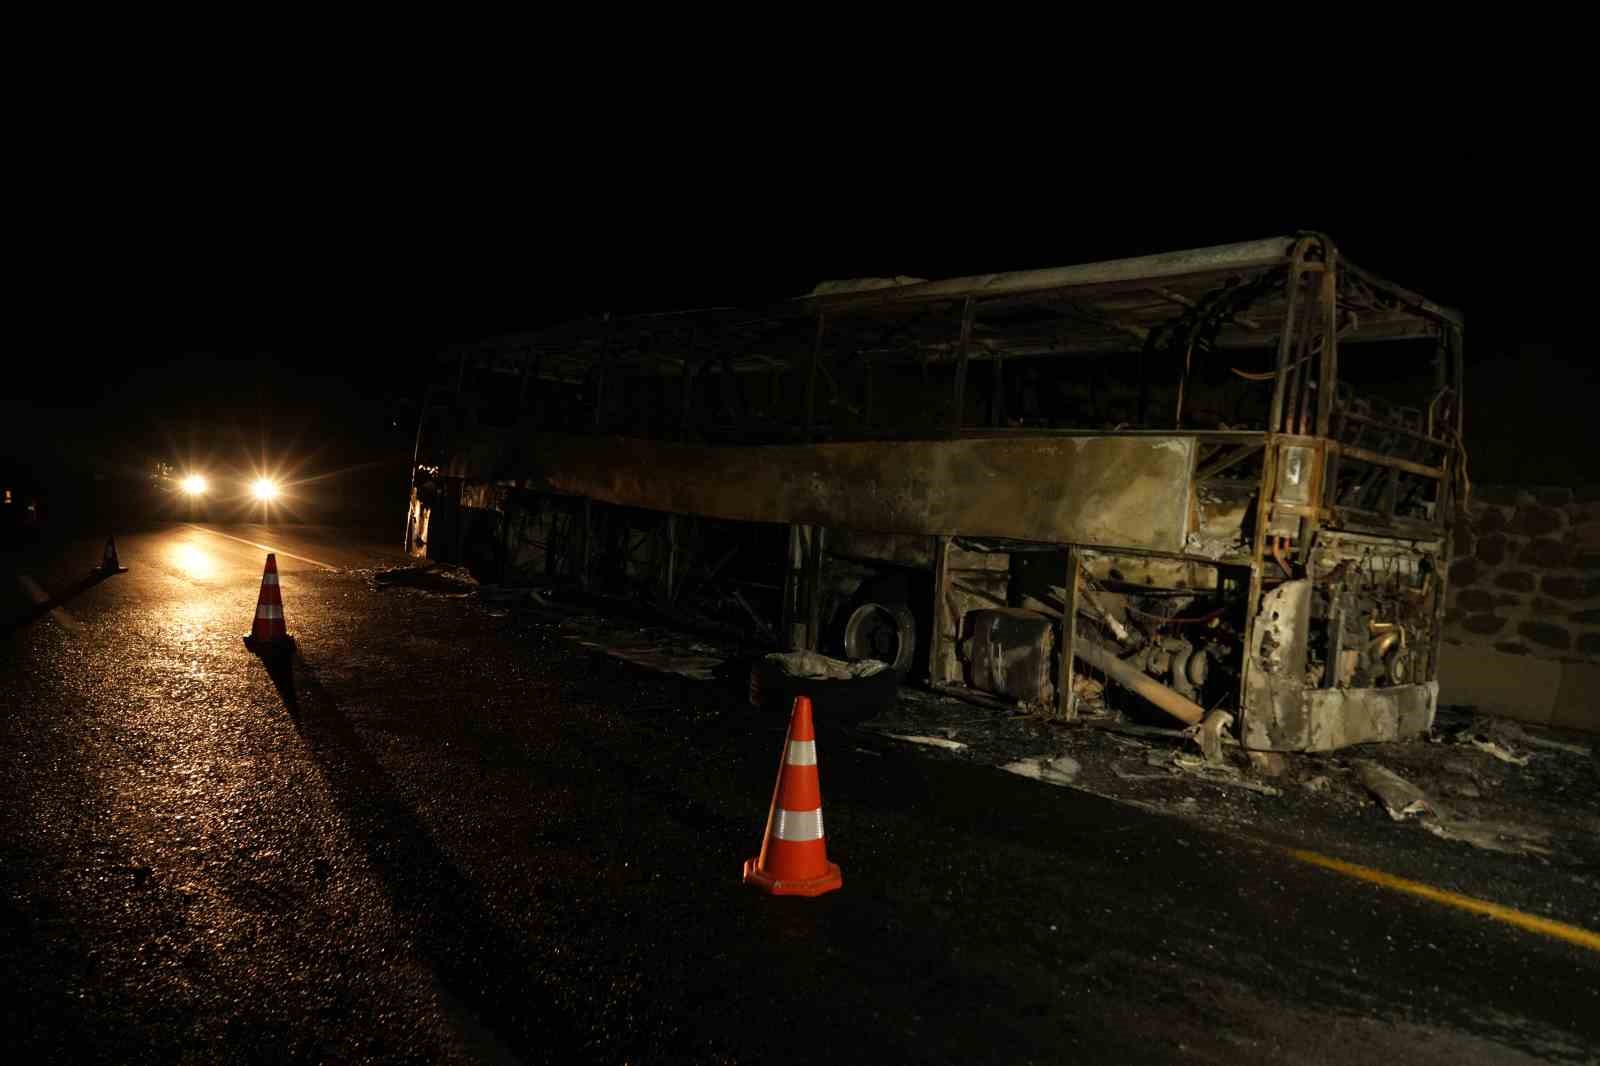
[843,600,917,675]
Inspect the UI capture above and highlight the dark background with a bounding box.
[6,112,1574,531]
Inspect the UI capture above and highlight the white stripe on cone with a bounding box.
[261,574,279,585]
[773,807,824,842]
[785,740,817,766]
[257,605,283,619]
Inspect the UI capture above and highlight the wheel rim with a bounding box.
[843,602,916,673]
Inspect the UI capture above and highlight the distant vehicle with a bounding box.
[1,459,45,544]
[149,459,286,522]
[150,460,217,520]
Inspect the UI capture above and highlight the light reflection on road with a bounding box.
[168,597,223,656]
[170,541,217,580]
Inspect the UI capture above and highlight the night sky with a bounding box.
[9,132,1575,490]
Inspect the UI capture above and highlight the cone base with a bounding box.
[243,633,295,657]
[93,566,129,577]
[743,857,842,897]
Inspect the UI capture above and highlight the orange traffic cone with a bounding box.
[744,695,843,897]
[243,553,294,655]
[94,535,129,577]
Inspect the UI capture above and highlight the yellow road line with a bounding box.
[187,525,339,571]
[1284,847,1600,953]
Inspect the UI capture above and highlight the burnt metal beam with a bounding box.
[1337,444,1445,480]
[804,312,826,437]
[1196,442,1265,482]
[581,497,594,591]
[1057,547,1081,721]
[1046,301,1151,344]
[1151,286,1264,331]
[781,524,824,652]
[781,524,801,650]
[805,526,825,652]
[1337,411,1450,449]
[807,237,1298,311]
[591,325,616,430]
[1340,257,1465,330]
[949,298,975,432]
[1269,239,1313,433]
[663,514,678,603]
[990,351,1005,427]
[929,536,955,684]
[1316,253,1340,439]
[678,351,695,441]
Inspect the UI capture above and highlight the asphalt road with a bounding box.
[2,524,1597,1064]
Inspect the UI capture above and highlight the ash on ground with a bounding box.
[472,582,1600,931]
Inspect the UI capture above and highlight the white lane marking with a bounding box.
[773,807,824,842]
[187,525,339,571]
[17,575,79,631]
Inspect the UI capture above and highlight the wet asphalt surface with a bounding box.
[3,524,1598,1064]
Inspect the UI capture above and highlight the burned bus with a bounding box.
[406,234,1465,751]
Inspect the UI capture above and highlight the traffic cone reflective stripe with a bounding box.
[743,695,842,897]
[776,739,821,810]
[244,553,293,652]
[772,807,823,841]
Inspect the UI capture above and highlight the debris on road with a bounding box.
[1424,817,1554,857]
[457,582,1599,902]
[750,651,898,722]
[760,651,889,681]
[1086,721,1190,744]
[880,733,969,752]
[572,640,724,681]
[1166,751,1281,795]
[1105,751,1280,796]
[1247,751,1290,778]
[370,564,478,595]
[1189,709,1234,765]
[857,673,1571,861]
[1354,759,1553,857]
[1446,717,1591,761]
[1001,755,1081,786]
[1465,737,1532,767]
[1515,732,1592,758]
[545,608,737,682]
[1356,760,1432,822]
[475,584,555,607]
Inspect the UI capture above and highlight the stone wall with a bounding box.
[1445,485,1600,661]
[1440,484,1600,734]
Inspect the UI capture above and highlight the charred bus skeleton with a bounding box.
[408,234,1464,751]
